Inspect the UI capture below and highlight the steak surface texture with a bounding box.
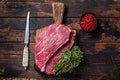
[44,30,76,75]
[35,24,71,72]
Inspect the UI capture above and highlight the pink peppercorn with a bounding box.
[80,13,97,32]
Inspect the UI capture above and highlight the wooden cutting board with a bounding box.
[36,2,79,39]
[36,2,65,38]
[35,2,77,73]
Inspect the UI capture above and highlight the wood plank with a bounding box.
[0,0,120,79]
[0,18,53,30]
[0,18,120,43]
[0,61,117,80]
[0,42,119,54]
[0,43,119,78]
[1,0,120,3]
[0,1,120,17]
[80,42,120,54]
[75,63,116,77]
[0,43,35,55]
[0,78,37,80]
[0,30,35,43]
[0,62,43,79]
[0,43,119,63]
[0,17,120,30]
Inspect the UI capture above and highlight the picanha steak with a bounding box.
[35,23,71,72]
[44,30,76,74]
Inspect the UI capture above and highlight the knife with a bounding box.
[22,11,30,70]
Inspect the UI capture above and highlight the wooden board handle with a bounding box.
[52,2,64,24]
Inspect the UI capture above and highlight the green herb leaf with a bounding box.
[54,46,84,75]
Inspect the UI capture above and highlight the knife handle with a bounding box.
[22,45,28,70]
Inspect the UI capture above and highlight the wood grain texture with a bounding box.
[0,42,119,79]
[0,18,120,43]
[52,2,64,23]
[0,1,120,17]
[0,0,120,80]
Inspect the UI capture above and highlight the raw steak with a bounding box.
[44,30,76,75]
[35,24,71,72]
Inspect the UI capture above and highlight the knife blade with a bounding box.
[24,11,30,44]
[22,11,30,70]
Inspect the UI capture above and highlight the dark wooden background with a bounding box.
[0,0,120,80]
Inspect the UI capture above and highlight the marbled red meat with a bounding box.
[35,24,71,72]
[44,31,76,75]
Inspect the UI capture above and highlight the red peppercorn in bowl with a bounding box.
[80,12,97,32]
